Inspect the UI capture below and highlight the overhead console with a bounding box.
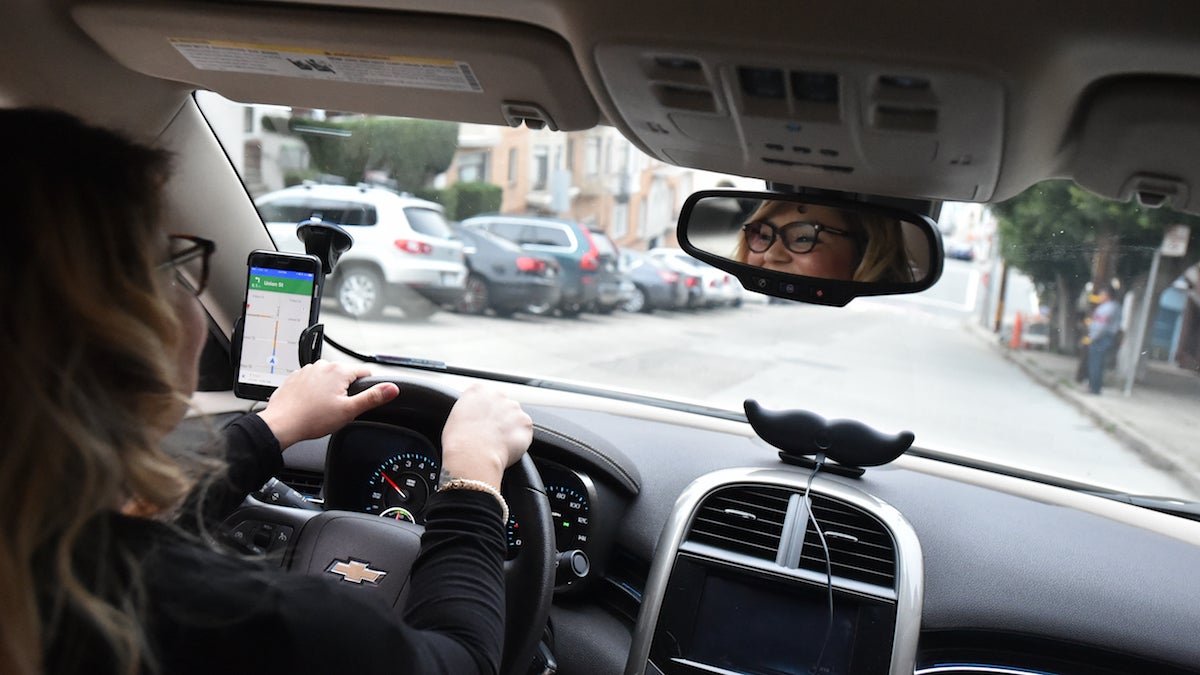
[594,45,1004,202]
[625,468,922,675]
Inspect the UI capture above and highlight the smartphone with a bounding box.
[234,250,323,401]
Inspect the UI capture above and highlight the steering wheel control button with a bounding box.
[326,558,389,585]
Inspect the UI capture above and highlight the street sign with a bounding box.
[1161,224,1191,257]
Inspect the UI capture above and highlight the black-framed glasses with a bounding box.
[742,220,861,255]
[161,234,215,294]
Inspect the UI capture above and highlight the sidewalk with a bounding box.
[967,322,1200,496]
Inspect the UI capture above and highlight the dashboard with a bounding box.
[251,392,1200,675]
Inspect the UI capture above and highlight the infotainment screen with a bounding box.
[649,556,895,675]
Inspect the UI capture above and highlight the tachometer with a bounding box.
[505,516,522,561]
[367,452,440,522]
[546,484,590,550]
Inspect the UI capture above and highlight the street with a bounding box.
[323,259,1196,499]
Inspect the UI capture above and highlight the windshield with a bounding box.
[198,91,1200,504]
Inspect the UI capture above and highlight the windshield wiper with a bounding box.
[1078,491,1200,522]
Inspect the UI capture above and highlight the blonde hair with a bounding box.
[734,199,914,283]
[0,109,198,675]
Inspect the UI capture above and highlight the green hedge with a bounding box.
[416,183,502,221]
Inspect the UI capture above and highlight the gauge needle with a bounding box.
[382,473,408,500]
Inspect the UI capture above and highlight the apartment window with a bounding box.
[566,139,575,173]
[531,145,550,190]
[243,107,255,133]
[507,147,518,184]
[458,151,489,183]
[637,196,648,238]
[585,137,602,176]
[613,203,630,239]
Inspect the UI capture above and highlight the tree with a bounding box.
[264,114,459,190]
[992,180,1200,352]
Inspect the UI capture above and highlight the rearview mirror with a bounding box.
[677,190,943,306]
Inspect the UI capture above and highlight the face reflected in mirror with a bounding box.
[740,203,867,280]
[685,196,929,284]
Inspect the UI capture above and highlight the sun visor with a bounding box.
[1071,78,1200,214]
[72,2,599,131]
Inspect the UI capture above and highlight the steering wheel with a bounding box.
[223,377,555,675]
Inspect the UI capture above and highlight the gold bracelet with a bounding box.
[438,478,509,524]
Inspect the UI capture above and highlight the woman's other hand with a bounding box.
[440,384,533,488]
[256,360,399,449]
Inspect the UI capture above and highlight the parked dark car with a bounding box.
[619,248,688,312]
[588,229,633,314]
[946,242,977,261]
[461,215,614,317]
[449,224,561,316]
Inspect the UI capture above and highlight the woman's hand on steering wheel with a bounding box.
[256,360,400,449]
[440,384,533,488]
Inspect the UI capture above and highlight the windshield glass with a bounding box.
[198,91,1200,503]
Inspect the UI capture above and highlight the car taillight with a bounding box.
[685,277,698,287]
[394,239,433,254]
[580,229,601,271]
[708,278,718,287]
[659,270,679,283]
[516,257,546,273]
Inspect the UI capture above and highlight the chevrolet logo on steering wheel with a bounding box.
[326,558,388,585]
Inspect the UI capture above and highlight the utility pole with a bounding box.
[1124,225,1191,396]
[993,259,1009,333]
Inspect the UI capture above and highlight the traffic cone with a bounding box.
[1010,312,1024,349]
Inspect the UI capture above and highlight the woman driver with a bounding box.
[0,108,530,675]
[733,199,914,283]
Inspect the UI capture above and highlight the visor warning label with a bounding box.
[169,38,483,93]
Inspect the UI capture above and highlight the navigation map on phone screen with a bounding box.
[238,266,316,388]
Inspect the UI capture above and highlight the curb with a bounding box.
[965,321,1200,497]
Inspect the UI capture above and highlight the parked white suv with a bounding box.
[256,184,466,319]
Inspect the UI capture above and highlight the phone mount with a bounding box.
[231,220,354,398]
[744,399,915,478]
[297,217,353,276]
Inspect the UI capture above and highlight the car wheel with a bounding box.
[336,267,385,319]
[559,302,583,318]
[455,274,489,315]
[623,285,648,313]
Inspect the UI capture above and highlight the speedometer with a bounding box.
[366,452,440,522]
[546,484,590,550]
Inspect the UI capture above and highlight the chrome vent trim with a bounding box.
[682,484,897,588]
[625,468,924,675]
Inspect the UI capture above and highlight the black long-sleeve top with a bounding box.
[43,415,506,674]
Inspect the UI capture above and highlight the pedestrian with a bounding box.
[1086,284,1122,394]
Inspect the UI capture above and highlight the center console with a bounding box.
[625,468,923,675]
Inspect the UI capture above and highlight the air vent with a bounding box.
[276,468,325,500]
[801,494,896,588]
[686,486,791,561]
